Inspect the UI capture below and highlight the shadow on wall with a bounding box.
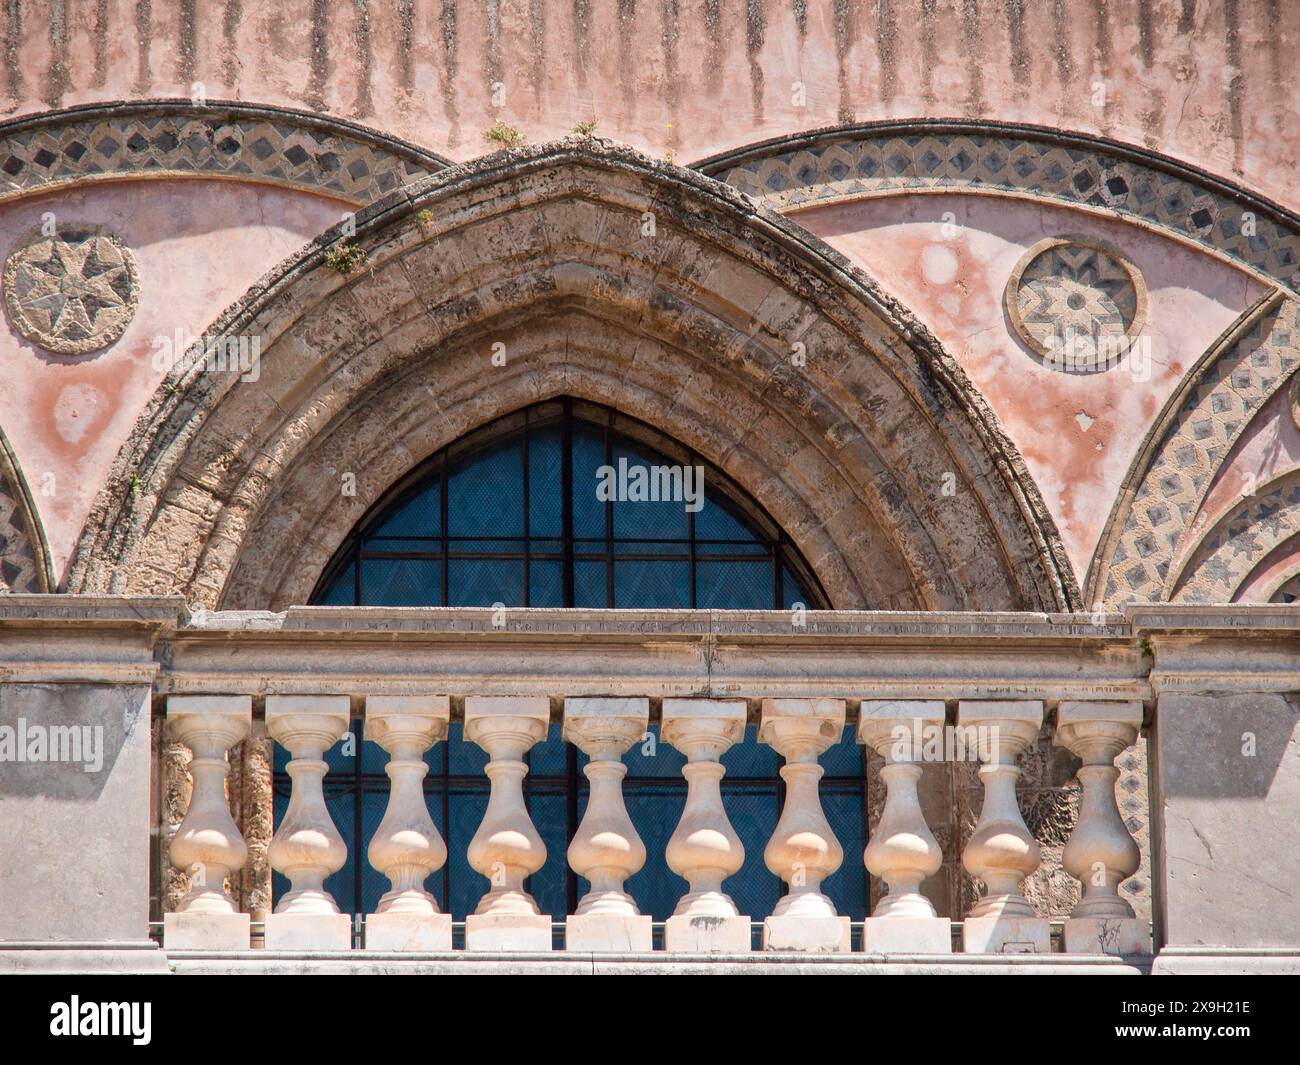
[0,682,142,799]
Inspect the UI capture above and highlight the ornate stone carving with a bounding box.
[4,223,138,355]
[1005,236,1145,370]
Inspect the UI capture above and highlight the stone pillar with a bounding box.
[661,698,751,953]
[464,696,552,951]
[163,695,252,950]
[562,697,652,952]
[1055,700,1149,955]
[958,700,1050,953]
[364,695,452,951]
[758,698,850,952]
[1148,690,1300,973]
[858,700,952,953]
[264,695,352,950]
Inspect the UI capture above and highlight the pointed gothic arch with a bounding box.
[65,139,1076,612]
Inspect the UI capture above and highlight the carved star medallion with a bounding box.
[1006,236,1146,372]
[3,223,139,355]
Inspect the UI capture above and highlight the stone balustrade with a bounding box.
[163,690,1153,957]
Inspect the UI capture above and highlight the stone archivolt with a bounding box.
[64,139,1075,615]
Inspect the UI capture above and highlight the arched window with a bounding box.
[278,399,868,927]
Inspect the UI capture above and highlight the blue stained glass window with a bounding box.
[286,399,866,926]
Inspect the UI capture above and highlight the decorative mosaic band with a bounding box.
[0,428,52,593]
[0,102,448,206]
[1175,472,1300,604]
[711,129,1300,294]
[1100,296,1300,605]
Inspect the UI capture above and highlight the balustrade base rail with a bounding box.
[142,919,1145,955]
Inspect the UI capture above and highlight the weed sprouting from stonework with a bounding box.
[484,120,524,149]
[324,243,368,274]
[572,117,598,137]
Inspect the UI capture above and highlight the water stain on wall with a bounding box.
[178,0,198,86]
[876,0,897,105]
[1223,0,1244,174]
[528,0,546,109]
[572,0,590,88]
[441,0,460,147]
[704,0,723,94]
[92,0,110,88]
[919,0,936,105]
[133,0,152,97]
[308,0,330,111]
[961,0,984,117]
[223,0,242,88]
[833,0,852,125]
[352,0,374,119]
[398,0,415,93]
[746,0,766,119]
[44,0,68,108]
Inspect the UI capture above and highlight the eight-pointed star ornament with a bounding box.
[3,223,139,355]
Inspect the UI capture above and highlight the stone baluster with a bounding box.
[661,698,751,952]
[464,696,553,951]
[364,695,452,951]
[1055,700,1150,955]
[759,698,850,952]
[163,695,253,950]
[858,700,952,953]
[959,700,1049,953]
[562,697,652,951]
[264,695,353,950]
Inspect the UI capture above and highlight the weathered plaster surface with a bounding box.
[5,1,1295,212]
[794,192,1264,583]
[0,179,347,579]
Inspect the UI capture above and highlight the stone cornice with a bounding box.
[160,607,1147,710]
[1129,605,1300,694]
[0,601,1293,700]
[0,595,182,684]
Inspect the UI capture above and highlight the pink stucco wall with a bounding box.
[795,192,1265,587]
[0,179,347,580]
[9,0,1297,210]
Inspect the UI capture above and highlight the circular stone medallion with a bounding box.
[3,223,139,355]
[1005,236,1145,372]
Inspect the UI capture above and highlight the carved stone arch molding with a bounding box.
[0,100,449,207]
[0,427,54,593]
[65,139,1076,613]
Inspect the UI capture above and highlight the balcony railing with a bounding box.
[166,688,1149,955]
[159,607,1155,958]
[5,599,1297,974]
